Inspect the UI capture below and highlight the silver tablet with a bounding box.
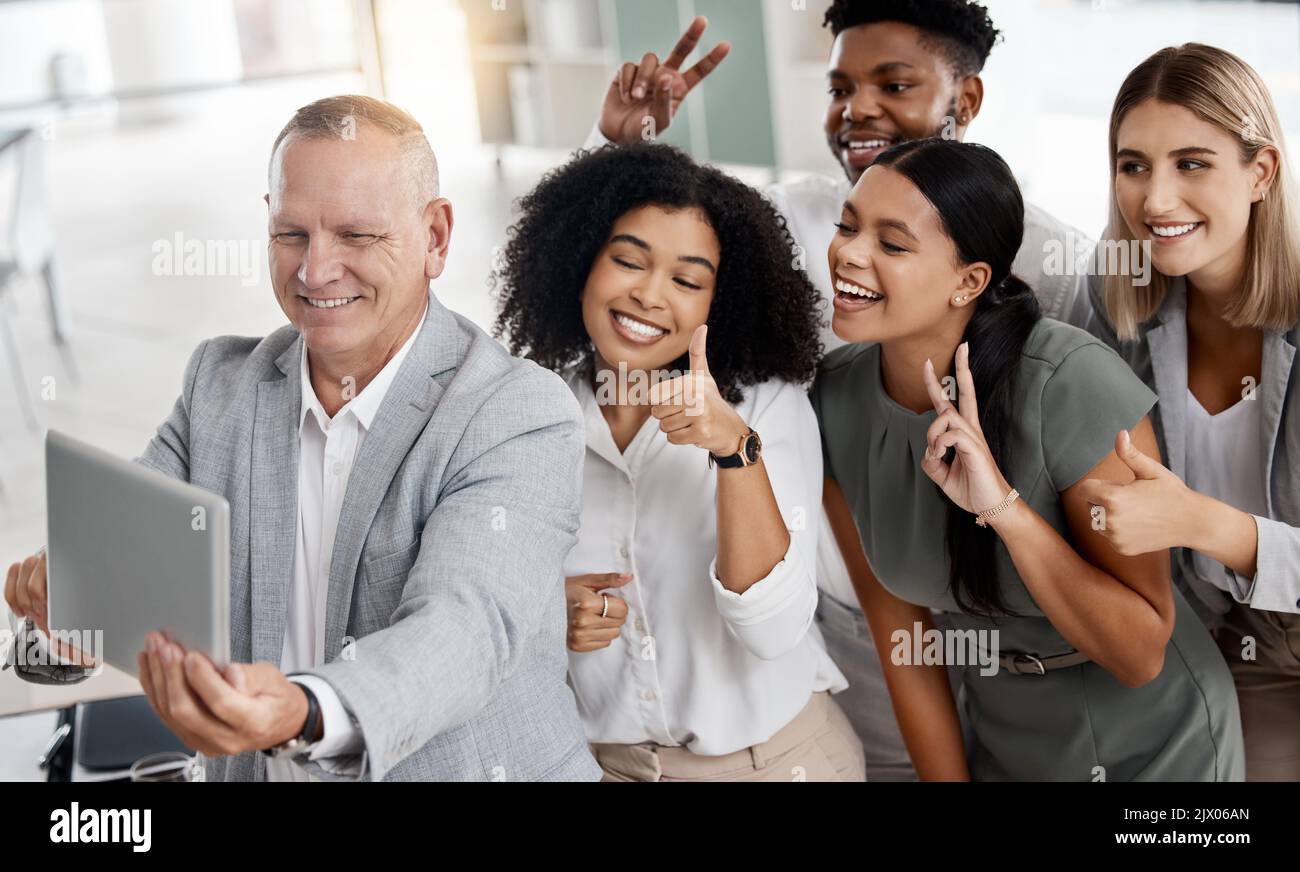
[45,429,230,678]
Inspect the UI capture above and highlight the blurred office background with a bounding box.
[0,0,1297,775]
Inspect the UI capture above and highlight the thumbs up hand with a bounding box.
[645,324,751,458]
[1114,427,1168,482]
[1075,428,1194,557]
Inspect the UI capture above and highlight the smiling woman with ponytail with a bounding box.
[811,137,1245,781]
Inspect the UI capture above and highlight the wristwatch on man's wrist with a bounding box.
[708,428,762,469]
[261,681,321,760]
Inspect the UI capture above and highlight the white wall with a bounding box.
[100,0,243,94]
[976,0,1300,235]
[0,0,114,105]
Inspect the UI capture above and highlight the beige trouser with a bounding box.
[1215,601,1300,781]
[590,692,866,782]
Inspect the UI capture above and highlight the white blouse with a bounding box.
[1184,388,1270,595]
[562,367,846,756]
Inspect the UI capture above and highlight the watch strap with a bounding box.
[298,681,321,744]
[261,679,320,759]
[708,428,757,469]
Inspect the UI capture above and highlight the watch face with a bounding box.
[743,433,761,463]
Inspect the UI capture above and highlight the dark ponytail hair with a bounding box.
[874,137,1041,617]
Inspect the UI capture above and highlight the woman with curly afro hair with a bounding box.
[492,141,863,782]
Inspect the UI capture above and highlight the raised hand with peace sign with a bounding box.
[598,16,731,144]
[919,341,1018,523]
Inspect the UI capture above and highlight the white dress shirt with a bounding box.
[1184,387,1270,597]
[563,368,846,757]
[267,302,426,781]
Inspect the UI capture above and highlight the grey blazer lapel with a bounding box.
[322,293,462,662]
[249,337,303,665]
[1146,278,1190,479]
[1260,328,1297,516]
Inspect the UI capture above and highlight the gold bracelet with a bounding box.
[975,488,1019,528]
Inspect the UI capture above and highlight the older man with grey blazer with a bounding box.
[4,95,600,782]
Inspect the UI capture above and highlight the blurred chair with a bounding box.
[0,126,77,432]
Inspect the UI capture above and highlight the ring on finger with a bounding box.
[601,594,609,619]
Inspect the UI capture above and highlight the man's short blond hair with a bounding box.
[269,94,439,207]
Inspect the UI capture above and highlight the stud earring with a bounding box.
[955,294,968,303]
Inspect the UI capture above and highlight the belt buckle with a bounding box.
[1011,653,1046,676]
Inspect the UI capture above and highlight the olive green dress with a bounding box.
[811,318,1244,781]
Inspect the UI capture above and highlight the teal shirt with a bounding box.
[812,317,1156,624]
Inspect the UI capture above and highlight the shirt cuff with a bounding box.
[4,607,20,651]
[290,674,365,760]
[1225,564,1256,606]
[583,120,613,151]
[708,538,817,660]
[1230,514,1300,614]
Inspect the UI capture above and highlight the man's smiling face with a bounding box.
[824,21,970,184]
[266,125,439,358]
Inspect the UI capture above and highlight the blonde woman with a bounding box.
[1080,43,1300,781]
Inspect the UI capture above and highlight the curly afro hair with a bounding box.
[822,0,1001,77]
[491,142,824,404]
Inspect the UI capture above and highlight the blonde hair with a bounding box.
[1103,43,1300,339]
[269,94,439,206]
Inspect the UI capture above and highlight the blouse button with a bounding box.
[618,544,629,559]
[641,689,657,702]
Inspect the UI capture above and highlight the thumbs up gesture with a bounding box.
[1076,428,1193,557]
[645,324,751,458]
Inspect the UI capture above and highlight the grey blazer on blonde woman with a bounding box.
[1081,274,1300,625]
[132,291,599,781]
